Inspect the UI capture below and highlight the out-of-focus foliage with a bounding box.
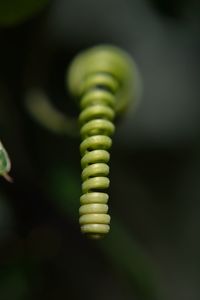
[0,266,29,300]
[0,141,12,181]
[0,0,49,26]
[25,89,78,137]
[47,164,80,217]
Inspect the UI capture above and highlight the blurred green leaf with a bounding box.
[0,267,29,300]
[47,165,81,217]
[25,89,78,137]
[0,141,12,182]
[0,0,49,26]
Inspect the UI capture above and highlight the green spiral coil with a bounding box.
[67,45,136,239]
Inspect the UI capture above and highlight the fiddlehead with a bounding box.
[67,45,136,239]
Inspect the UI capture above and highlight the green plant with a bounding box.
[0,141,12,182]
[67,45,137,238]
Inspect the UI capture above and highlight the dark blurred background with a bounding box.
[0,0,200,299]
